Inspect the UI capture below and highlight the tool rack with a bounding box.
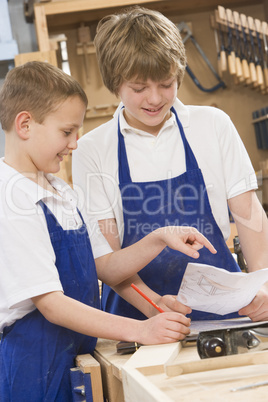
[211,5,268,93]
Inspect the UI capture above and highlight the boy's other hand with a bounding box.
[239,282,268,321]
[137,312,191,344]
[153,294,191,316]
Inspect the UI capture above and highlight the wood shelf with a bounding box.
[34,0,266,51]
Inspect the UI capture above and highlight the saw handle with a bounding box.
[228,52,236,75]
[220,50,227,72]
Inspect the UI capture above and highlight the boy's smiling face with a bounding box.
[118,74,178,136]
[26,95,86,175]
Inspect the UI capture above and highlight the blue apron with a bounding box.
[101,107,241,321]
[0,202,99,401]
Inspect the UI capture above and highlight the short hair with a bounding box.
[0,61,88,131]
[94,6,186,95]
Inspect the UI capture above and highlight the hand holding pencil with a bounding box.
[131,283,165,313]
[131,283,191,343]
[131,283,192,316]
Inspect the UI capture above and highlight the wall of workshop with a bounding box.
[0,1,267,174]
[176,4,267,173]
[67,2,267,173]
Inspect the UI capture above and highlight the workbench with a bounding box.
[94,337,268,401]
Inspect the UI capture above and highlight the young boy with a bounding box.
[72,6,268,322]
[0,61,217,401]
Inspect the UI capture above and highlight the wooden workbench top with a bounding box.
[94,338,268,401]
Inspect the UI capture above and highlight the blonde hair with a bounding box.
[0,61,88,131]
[94,6,186,95]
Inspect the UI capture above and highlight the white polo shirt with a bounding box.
[0,159,112,332]
[72,98,257,244]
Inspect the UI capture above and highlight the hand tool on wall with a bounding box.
[218,22,228,73]
[214,11,228,74]
[239,13,252,84]
[248,16,264,88]
[254,19,266,92]
[211,15,223,77]
[240,14,257,85]
[177,22,226,92]
[261,21,268,91]
[218,7,236,75]
[233,11,249,82]
[226,9,242,79]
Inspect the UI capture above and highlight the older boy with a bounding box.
[72,6,268,322]
[0,61,216,401]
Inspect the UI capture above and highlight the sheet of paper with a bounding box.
[177,263,268,315]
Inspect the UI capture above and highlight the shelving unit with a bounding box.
[14,0,267,184]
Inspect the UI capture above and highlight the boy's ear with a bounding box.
[15,111,32,139]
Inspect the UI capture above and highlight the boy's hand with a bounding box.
[155,226,217,259]
[239,282,268,321]
[137,312,191,344]
[153,294,191,317]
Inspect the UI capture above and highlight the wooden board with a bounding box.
[122,344,268,402]
[75,353,104,402]
[14,50,57,67]
[94,339,131,402]
[33,0,264,51]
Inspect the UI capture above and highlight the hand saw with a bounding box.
[177,22,226,93]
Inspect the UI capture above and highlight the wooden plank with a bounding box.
[165,350,268,377]
[122,343,180,402]
[34,5,50,51]
[124,342,181,369]
[122,366,172,402]
[76,353,104,402]
[34,0,170,15]
[94,339,130,402]
[35,0,262,16]
[34,0,265,35]
[141,364,268,401]
[14,50,57,66]
[122,348,268,401]
[33,0,265,53]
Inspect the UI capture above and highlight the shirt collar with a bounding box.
[173,98,190,128]
[114,98,190,137]
[0,158,72,205]
[118,105,176,138]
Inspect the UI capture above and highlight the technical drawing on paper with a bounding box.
[180,272,239,296]
[177,263,268,315]
[198,274,237,295]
